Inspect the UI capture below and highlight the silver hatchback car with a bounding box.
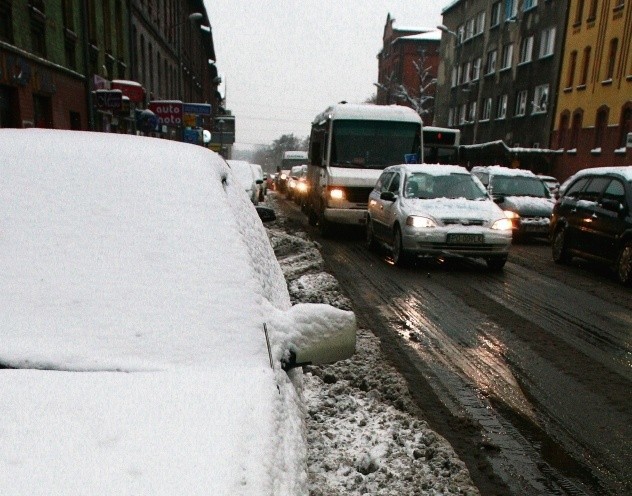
[366,164,513,269]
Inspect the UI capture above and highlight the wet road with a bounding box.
[274,195,631,496]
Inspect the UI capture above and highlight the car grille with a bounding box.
[344,187,374,204]
[442,218,485,226]
[417,242,501,252]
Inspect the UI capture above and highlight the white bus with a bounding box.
[305,103,423,235]
[422,126,461,164]
[281,150,308,170]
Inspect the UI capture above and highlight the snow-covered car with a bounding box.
[227,159,261,205]
[366,164,513,269]
[471,165,555,241]
[250,162,266,201]
[538,174,560,197]
[0,129,356,495]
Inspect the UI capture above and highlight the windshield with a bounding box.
[330,120,420,168]
[423,146,459,165]
[404,173,487,200]
[491,175,551,198]
[282,158,306,169]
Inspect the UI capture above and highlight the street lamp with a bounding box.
[217,118,225,158]
[437,25,457,38]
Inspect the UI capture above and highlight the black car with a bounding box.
[550,167,632,285]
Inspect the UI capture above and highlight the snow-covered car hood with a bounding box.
[329,166,383,187]
[0,367,305,496]
[498,196,555,216]
[402,197,506,223]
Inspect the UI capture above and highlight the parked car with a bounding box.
[250,162,266,202]
[366,164,513,269]
[538,174,560,197]
[550,166,632,285]
[471,165,555,241]
[0,129,357,494]
[227,159,262,205]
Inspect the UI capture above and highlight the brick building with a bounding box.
[376,14,440,125]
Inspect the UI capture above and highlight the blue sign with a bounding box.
[404,153,419,164]
[182,103,212,116]
[183,128,201,144]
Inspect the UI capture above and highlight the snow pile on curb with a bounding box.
[265,205,479,495]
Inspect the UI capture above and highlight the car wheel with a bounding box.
[392,226,410,267]
[318,210,332,238]
[552,227,571,264]
[487,256,507,271]
[616,241,632,285]
[366,217,378,251]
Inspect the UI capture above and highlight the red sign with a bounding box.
[148,100,183,126]
[111,80,145,103]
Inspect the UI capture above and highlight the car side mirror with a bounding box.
[268,303,356,371]
[380,191,396,202]
[256,205,276,223]
[256,179,264,184]
[493,195,505,204]
[600,198,623,214]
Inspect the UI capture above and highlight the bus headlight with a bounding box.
[329,188,345,200]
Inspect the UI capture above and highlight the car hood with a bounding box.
[402,197,505,222]
[498,196,555,216]
[329,166,383,187]
[0,366,305,495]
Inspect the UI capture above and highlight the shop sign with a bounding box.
[183,128,202,144]
[183,113,197,127]
[93,74,110,90]
[111,80,145,103]
[148,100,183,126]
[94,89,123,110]
[182,103,211,116]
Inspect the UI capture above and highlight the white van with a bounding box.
[304,103,423,236]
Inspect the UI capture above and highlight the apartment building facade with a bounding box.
[435,0,569,171]
[551,0,631,180]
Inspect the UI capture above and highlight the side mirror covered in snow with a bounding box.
[269,303,356,371]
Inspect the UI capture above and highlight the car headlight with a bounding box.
[288,179,296,188]
[329,188,345,200]
[280,173,287,180]
[491,218,513,230]
[297,182,308,193]
[406,215,437,228]
[504,210,520,219]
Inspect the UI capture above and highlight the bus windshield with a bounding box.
[423,146,459,164]
[330,120,420,169]
[282,158,307,169]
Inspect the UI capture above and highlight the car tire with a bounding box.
[552,227,572,264]
[486,256,507,271]
[616,241,632,286]
[318,210,332,238]
[307,207,318,226]
[392,226,410,267]
[366,217,378,251]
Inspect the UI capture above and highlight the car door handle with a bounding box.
[570,208,577,213]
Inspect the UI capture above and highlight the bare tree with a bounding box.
[375,49,436,120]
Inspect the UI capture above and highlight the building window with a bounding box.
[558,111,570,148]
[501,43,513,70]
[515,90,528,116]
[570,111,582,149]
[469,101,477,122]
[497,94,508,119]
[594,107,609,149]
[0,0,13,43]
[523,0,538,11]
[465,18,475,40]
[519,36,533,64]
[457,25,464,44]
[472,57,482,80]
[451,67,458,87]
[102,0,112,51]
[65,37,77,70]
[464,61,471,83]
[29,2,47,57]
[533,84,549,113]
[566,50,577,88]
[486,50,497,74]
[491,2,502,26]
[606,38,618,80]
[481,98,492,121]
[460,103,467,124]
[580,46,591,85]
[574,0,585,24]
[505,0,518,20]
[115,0,124,57]
[33,94,53,128]
[69,111,81,130]
[539,27,556,58]
[448,107,455,127]
[619,104,632,148]
[587,0,598,20]
[476,11,486,35]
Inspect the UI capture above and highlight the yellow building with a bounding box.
[552,0,631,180]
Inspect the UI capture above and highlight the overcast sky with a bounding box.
[203,1,444,149]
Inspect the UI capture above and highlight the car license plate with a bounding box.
[447,233,484,244]
[524,225,547,232]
